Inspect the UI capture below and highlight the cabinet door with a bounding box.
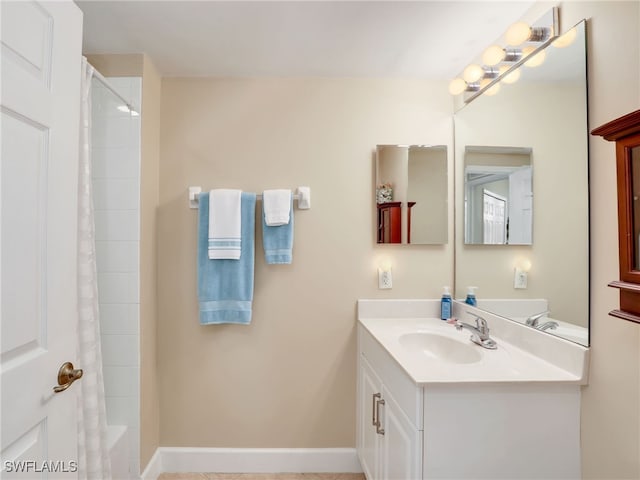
[380,385,422,480]
[358,355,383,480]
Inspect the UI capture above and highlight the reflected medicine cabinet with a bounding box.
[592,109,640,323]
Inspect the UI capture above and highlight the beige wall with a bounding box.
[559,2,640,479]
[139,55,161,471]
[85,53,143,77]
[157,78,453,447]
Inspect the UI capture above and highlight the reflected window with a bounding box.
[464,146,532,245]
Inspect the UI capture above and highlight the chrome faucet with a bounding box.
[536,320,559,331]
[455,314,497,349]
[525,310,550,327]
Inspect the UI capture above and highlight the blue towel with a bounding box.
[262,195,294,264]
[198,192,256,325]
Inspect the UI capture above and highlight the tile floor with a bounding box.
[158,474,365,480]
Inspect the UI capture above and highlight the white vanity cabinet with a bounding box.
[357,326,423,480]
[356,318,584,480]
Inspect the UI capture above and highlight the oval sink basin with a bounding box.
[398,332,482,364]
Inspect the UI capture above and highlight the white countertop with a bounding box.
[358,314,587,385]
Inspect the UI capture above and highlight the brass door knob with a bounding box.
[53,362,83,393]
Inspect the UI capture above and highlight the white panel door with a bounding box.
[482,189,507,245]
[1,1,83,477]
[379,386,421,480]
[508,166,533,244]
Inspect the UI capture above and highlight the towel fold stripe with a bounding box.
[208,238,241,244]
[199,300,252,312]
[264,248,292,255]
[208,239,241,248]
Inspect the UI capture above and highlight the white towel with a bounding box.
[263,189,291,226]
[208,189,242,259]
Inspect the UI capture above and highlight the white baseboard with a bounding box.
[140,447,361,479]
[139,448,162,480]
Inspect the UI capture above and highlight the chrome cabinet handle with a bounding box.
[375,397,385,435]
[53,362,83,393]
[372,392,381,426]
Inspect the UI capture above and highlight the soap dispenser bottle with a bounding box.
[465,286,477,307]
[440,286,452,320]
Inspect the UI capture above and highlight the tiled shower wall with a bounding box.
[91,76,142,477]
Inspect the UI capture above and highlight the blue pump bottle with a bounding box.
[465,286,477,307]
[440,286,452,320]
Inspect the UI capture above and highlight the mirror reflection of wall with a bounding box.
[376,145,447,245]
[454,21,589,346]
[465,146,533,245]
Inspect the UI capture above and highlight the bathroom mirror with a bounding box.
[464,146,533,245]
[375,145,447,244]
[454,21,589,346]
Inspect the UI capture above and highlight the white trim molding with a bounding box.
[140,447,361,479]
[140,448,163,480]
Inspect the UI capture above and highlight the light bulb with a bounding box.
[553,27,577,48]
[480,78,501,96]
[522,46,546,67]
[448,78,467,96]
[501,67,521,84]
[516,259,532,272]
[506,21,531,46]
[482,45,505,66]
[463,64,484,83]
[485,82,501,96]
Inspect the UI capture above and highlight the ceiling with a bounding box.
[77,1,535,79]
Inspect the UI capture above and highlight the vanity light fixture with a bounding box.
[451,66,499,95]
[522,46,547,67]
[448,77,467,95]
[482,45,523,66]
[499,65,521,84]
[449,78,481,95]
[463,64,484,83]
[449,7,558,103]
[553,27,577,48]
[481,79,501,96]
[505,21,551,46]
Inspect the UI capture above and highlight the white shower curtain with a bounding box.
[76,57,112,480]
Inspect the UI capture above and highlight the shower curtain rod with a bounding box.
[90,63,139,114]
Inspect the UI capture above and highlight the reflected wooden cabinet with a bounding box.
[377,202,402,244]
[377,202,416,244]
[592,109,640,323]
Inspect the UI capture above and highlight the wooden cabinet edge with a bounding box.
[591,109,640,141]
[593,110,640,324]
[609,309,640,324]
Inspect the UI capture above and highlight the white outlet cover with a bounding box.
[378,268,392,289]
[514,268,528,289]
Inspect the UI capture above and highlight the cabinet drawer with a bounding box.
[359,325,423,429]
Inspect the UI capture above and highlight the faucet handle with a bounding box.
[475,316,489,332]
[466,311,489,333]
